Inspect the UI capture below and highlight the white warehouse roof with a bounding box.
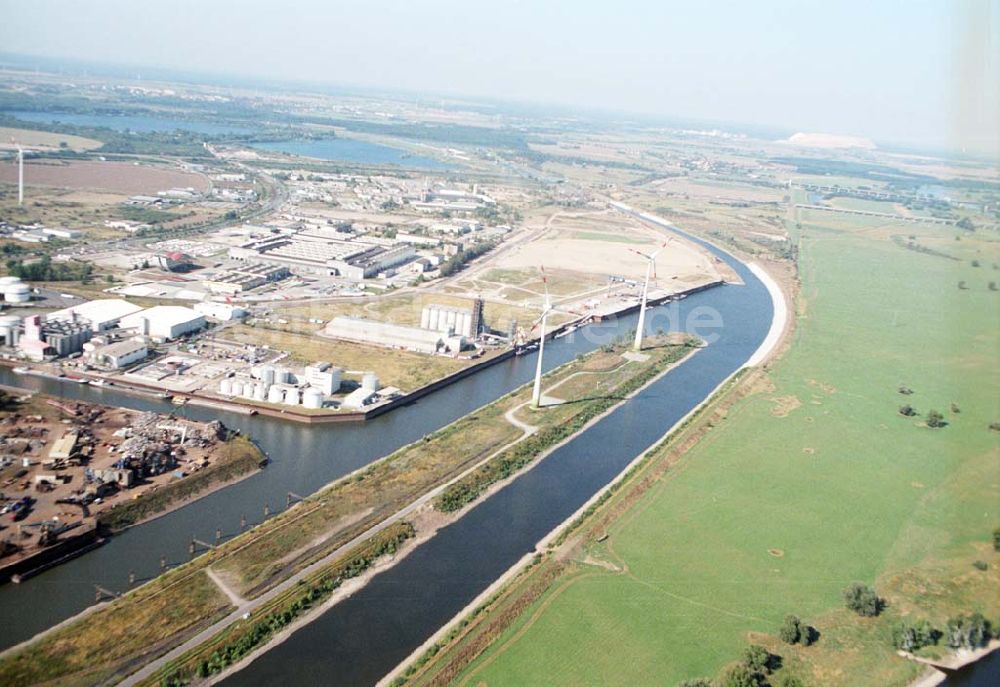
[120,306,206,340]
[323,316,446,354]
[47,298,144,331]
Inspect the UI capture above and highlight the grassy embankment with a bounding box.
[97,435,266,531]
[142,522,416,687]
[0,335,693,686]
[396,213,999,687]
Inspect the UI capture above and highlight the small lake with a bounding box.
[4,110,253,135]
[251,138,453,170]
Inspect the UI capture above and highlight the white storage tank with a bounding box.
[283,387,301,406]
[274,367,291,384]
[256,382,267,399]
[241,382,256,399]
[302,387,324,409]
[4,283,31,304]
[219,378,233,395]
[0,315,20,346]
[229,380,243,397]
[267,385,284,404]
[259,365,276,385]
[361,373,380,392]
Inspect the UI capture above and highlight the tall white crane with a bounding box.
[630,241,669,352]
[530,268,554,408]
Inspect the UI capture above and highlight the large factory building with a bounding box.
[323,316,464,354]
[120,306,206,340]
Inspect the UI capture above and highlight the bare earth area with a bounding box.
[0,160,210,194]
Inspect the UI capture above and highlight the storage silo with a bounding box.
[219,378,233,395]
[0,315,21,346]
[259,365,276,385]
[242,382,256,399]
[274,367,291,384]
[253,383,267,401]
[361,373,380,391]
[267,385,284,404]
[4,282,31,304]
[283,387,300,406]
[230,380,243,397]
[302,387,324,409]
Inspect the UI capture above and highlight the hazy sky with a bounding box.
[1,0,997,153]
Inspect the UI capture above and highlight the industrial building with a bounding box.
[342,387,377,410]
[304,362,342,395]
[42,227,83,240]
[155,251,195,272]
[0,315,21,346]
[420,300,483,338]
[84,339,148,370]
[120,306,206,340]
[229,233,415,280]
[18,315,92,360]
[202,262,290,295]
[323,316,464,354]
[47,299,144,332]
[193,302,249,321]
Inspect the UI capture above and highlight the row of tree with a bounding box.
[438,240,496,277]
[892,613,995,653]
[5,256,93,283]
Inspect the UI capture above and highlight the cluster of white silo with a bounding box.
[218,370,329,409]
[0,277,31,304]
[0,314,21,346]
[420,304,474,338]
[362,373,380,392]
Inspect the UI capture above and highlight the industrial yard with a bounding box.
[1,156,726,422]
[0,389,264,583]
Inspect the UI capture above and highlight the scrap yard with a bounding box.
[0,391,264,583]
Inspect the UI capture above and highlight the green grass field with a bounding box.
[434,217,1000,686]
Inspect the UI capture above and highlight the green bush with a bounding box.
[843,582,882,617]
[892,618,939,652]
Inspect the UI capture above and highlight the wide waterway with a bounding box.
[0,219,777,683]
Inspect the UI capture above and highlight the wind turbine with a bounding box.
[530,268,554,408]
[630,241,669,352]
[10,137,23,206]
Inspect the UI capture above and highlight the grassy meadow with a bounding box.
[414,214,1000,686]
